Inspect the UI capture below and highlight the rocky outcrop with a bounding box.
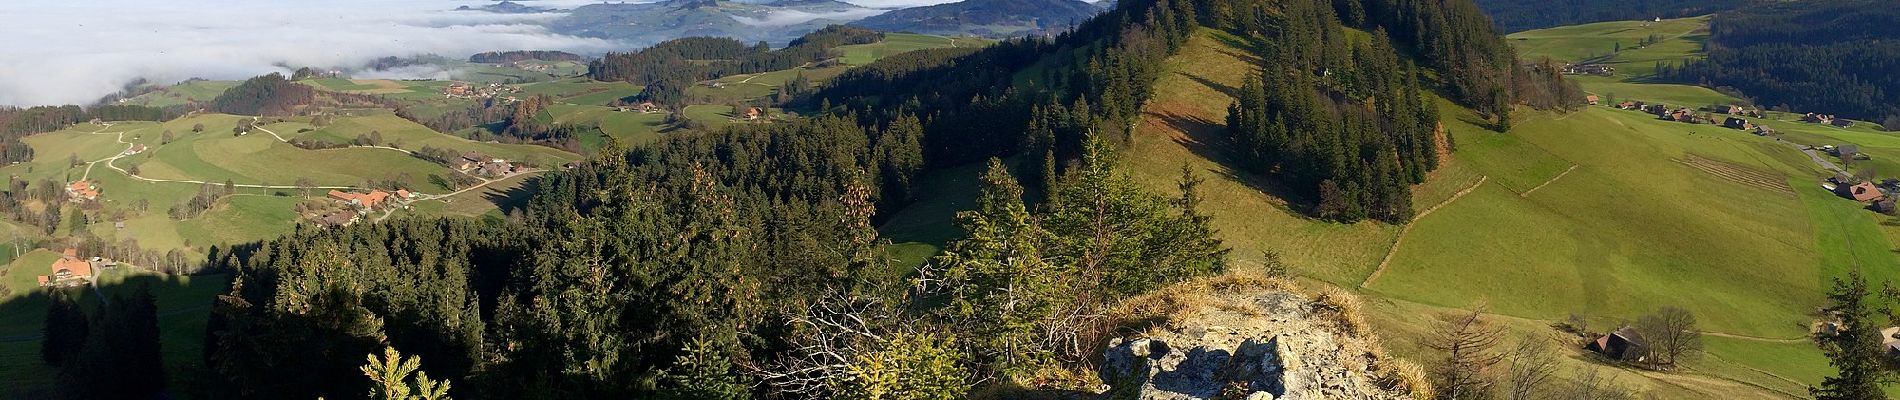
[1098,279,1422,400]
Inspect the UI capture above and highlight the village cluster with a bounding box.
[1596,95,1894,214]
[443,82,520,100]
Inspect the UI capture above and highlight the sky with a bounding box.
[0,0,968,107]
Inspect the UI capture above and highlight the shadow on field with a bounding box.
[0,269,227,400]
[1147,110,1308,215]
[480,177,539,217]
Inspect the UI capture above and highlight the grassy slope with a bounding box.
[1121,29,1402,285]
[1116,28,1855,398]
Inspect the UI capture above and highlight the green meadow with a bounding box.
[1085,27,1874,398]
[835,33,995,65]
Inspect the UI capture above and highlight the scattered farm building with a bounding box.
[1589,326,1646,362]
[743,107,765,120]
[1833,119,1855,128]
[67,180,99,202]
[1723,117,1753,130]
[1586,95,1599,105]
[38,249,96,288]
[318,210,360,227]
[329,190,393,209]
[1805,113,1838,125]
[1839,181,1885,202]
[1562,64,1615,76]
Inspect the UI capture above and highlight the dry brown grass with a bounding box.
[1312,285,1370,337]
[1103,272,1298,334]
[1379,358,1435,399]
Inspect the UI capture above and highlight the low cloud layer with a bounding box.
[730,9,888,27]
[0,0,624,107]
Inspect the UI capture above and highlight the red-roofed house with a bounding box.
[39,248,95,287]
[1585,95,1599,105]
[67,180,98,201]
[1840,181,1886,202]
[329,190,391,209]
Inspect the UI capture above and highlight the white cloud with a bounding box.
[0,0,626,107]
[730,9,888,27]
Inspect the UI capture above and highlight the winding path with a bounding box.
[1360,175,1489,289]
[1520,164,1578,197]
[76,122,361,190]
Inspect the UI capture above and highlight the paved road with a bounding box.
[1790,142,1847,175]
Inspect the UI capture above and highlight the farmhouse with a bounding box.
[127,144,147,154]
[1838,181,1885,202]
[317,210,359,227]
[1617,101,1637,110]
[328,190,392,209]
[474,161,516,178]
[1722,117,1753,130]
[37,248,95,288]
[1589,326,1646,362]
[1753,125,1775,136]
[1562,64,1615,76]
[1833,119,1855,128]
[1832,144,1866,161]
[1585,95,1599,105]
[67,180,99,202]
[1805,113,1837,125]
[743,107,765,120]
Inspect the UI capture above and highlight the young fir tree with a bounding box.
[1812,272,1887,400]
[930,158,1064,379]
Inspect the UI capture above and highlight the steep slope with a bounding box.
[850,0,1101,37]
[1125,28,1833,399]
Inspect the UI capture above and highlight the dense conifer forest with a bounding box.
[210,73,316,117]
[1659,0,1900,128]
[589,26,884,106]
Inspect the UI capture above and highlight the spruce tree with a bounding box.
[1812,272,1887,400]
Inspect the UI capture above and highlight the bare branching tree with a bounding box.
[1559,368,1638,400]
[1503,337,1559,400]
[1427,303,1506,400]
[753,292,894,397]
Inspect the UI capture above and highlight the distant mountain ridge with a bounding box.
[850,0,1103,37]
[546,0,879,47]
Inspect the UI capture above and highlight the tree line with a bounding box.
[589,26,883,107]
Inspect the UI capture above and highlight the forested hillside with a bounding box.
[589,26,882,107]
[1659,0,1900,128]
